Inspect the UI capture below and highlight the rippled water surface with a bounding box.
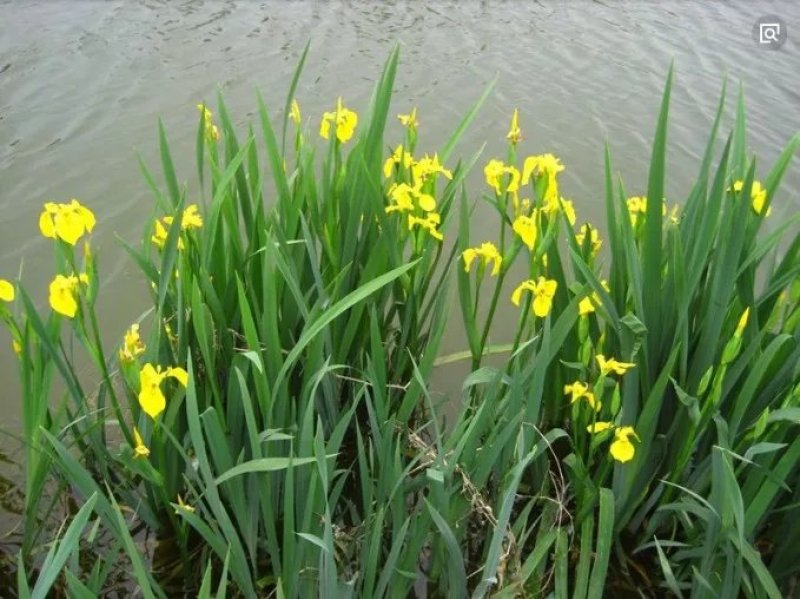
[1,0,799,503]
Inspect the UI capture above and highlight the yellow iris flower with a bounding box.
[626,196,667,225]
[541,196,576,226]
[49,273,89,318]
[512,214,537,250]
[576,224,602,255]
[383,144,414,178]
[511,276,558,318]
[132,427,150,459]
[412,153,452,182]
[408,213,444,241]
[578,280,609,316]
[732,180,771,216]
[138,363,189,419]
[152,204,203,250]
[521,154,564,184]
[564,381,601,411]
[484,159,521,195]
[119,323,146,363]
[385,183,416,214]
[463,242,502,276]
[609,426,639,462]
[0,278,14,303]
[197,103,220,142]
[586,423,640,463]
[397,107,418,129]
[596,354,636,376]
[152,220,185,250]
[521,154,564,202]
[385,182,435,214]
[319,97,358,144]
[39,200,96,246]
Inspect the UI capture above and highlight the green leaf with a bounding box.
[214,457,323,485]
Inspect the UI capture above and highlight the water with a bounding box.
[1,0,799,519]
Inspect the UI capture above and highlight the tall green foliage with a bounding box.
[1,47,799,597]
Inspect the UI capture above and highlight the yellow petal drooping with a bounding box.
[138,363,167,419]
[0,278,15,303]
[609,426,639,463]
[596,354,636,376]
[462,242,502,276]
[609,437,635,462]
[167,366,189,387]
[48,274,85,318]
[587,421,614,434]
[511,277,557,317]
[512,215,537,250]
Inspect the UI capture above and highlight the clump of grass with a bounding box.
[2,46,800,597]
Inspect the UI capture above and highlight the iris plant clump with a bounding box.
[2,47,800,598]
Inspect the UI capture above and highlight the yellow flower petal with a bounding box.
[587,421,614,433]
[168,367,189,387]
[463,249,478,272]
[72,199,96,234]
[511,280,535,306]
[584,392,601,412]
[417,193,436,212]
[521,154,564,185]
[609,437,635,462]
[463,242,502,276]
[48,274,80,318]
[39,207,57,239]
[564,381,588,403]
[138,363,167,419]
[532,294,552,318]
[0,279,14,302]
[319,112,333,140]
[578,296,595,315]
[512,215,537,250]
[596,354,636,376]
[182,204,203,230]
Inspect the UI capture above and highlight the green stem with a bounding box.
[473,272,506,371]
[87,304,133,446]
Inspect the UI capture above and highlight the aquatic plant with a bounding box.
[3,45,800,598]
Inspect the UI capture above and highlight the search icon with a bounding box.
[753,15,787,49]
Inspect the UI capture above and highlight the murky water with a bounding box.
[1,0,799,510]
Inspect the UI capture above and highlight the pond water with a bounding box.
[1,0,799,522]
